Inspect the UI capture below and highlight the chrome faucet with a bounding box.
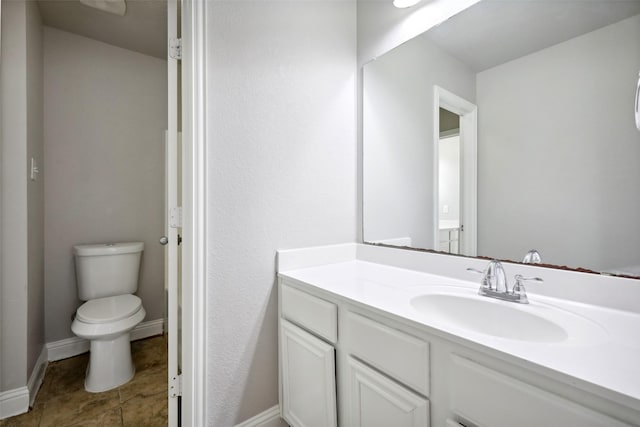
[467,260,543,304]
[522,249,542,264]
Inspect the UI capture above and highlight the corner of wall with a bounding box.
[27,345,48,408]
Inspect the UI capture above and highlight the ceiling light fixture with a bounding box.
[79,0,127,16]
[393,0,422,9]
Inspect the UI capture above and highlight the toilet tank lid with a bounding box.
[73,242,144,256]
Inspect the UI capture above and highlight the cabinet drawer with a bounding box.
[346,311,430,396]
[449,354,633,427]
[281,283,338,344]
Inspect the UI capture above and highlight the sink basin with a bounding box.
[410,291,604,343]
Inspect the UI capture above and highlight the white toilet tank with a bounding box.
[74,242,144,301]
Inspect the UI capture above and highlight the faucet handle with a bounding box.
[511,275,543,303]
[514,274,544,284]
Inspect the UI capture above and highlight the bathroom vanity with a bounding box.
[277,244,640,427]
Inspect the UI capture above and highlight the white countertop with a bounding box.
[438,219,460,230]
[279,259,640,411]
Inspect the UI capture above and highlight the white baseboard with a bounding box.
[130,318,164,341]
[27,346,48,407]
[46,335,90,361]
[46,318,165,362]
[0,387,29,420]
[235,405,287,427]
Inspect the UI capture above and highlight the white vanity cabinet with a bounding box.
[279,284,338,427]
[278,276,640,427]
[279,280,432,427]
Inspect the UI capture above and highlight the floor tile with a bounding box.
[131,336,167,372]
[67,406,123,427]
[119,363,167,404]
[0,405,43,427]
[0,335,167,427]
[121,392,168,427]
[39,389,120,427]
[42,354,89,398]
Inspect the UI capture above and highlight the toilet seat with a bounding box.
[71,298,146,393]
[77,294,142,324]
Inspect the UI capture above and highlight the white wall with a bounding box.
[205,1,356,424]
[476,14,640,270]
[1,0,44,393]
[43,27,167,342]
[363,34,475,248]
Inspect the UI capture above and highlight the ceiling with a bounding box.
[425,0,640,72]
[38,0,640,67]
[38,0,167,59]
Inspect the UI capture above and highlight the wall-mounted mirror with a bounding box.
[363,0,640,277]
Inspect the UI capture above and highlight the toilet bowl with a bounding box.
[71,242,146,393]
[72,294,146,392]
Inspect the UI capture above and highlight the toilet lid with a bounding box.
[76,294,142,324]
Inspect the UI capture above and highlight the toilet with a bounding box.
[71,242,146,393]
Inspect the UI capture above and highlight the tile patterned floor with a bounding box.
[1,335,168,427]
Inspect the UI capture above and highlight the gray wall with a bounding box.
[43,27,167,342]
[205,2,356,424]
[440,108,459,133]
[363,34,475,248]
[26,0,45,382]
[477,14,640,271]
[1,0,45,392]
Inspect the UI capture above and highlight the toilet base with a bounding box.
[85,332,135,393]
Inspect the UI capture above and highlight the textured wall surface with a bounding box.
[43,27,167,342]
[205,1,357,424]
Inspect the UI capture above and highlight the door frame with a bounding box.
[432,86,477,256]
[178,0,208,425]
[167,1,180,424]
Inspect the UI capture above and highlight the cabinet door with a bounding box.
[349,357,429,427]
[280,320,337,427]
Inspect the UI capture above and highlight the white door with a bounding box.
[166,0,181,425]
[280,320,337,427]
[348,357,429,427]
